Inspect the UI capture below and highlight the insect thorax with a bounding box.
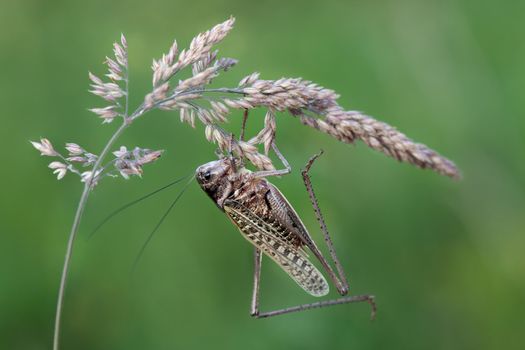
[195,158,266,211]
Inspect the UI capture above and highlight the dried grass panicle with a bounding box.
[312,109,460,178]
[33,18,460,350]
[238,140,275,170]
[294,107,460,178]
[148,19,459,177]
[248,109,276,155]
[192,50,218,75]
[35,16,460,182]
[48,161,68,180]
[30,138,162,183]
[152,17,235,87]
[179,17,235,68]
[175,57,237,93]
[230,77,460,178]
[31,138,58,156]
[113,146,164,179]
[89,34,128,124]
[231,78,340,112]
[204,124,275,171]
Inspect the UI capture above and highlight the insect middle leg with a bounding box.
[251,142,291,179]
[238,109,290,178]
[249,247,376,319]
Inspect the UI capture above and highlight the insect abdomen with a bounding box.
[224,200,329,297]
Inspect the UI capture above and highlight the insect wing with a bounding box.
[224,200,329,297]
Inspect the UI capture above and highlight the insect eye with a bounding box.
[203,171,212,181]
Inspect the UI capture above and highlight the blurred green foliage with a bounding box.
[1,0,524,349]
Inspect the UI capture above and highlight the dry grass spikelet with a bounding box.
[229,77,460,178]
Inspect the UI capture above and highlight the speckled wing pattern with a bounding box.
[224,199,329,297]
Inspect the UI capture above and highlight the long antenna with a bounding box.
[131,176,195,272]
[88,174,191,239]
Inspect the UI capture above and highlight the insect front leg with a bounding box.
[217,181,233,208]
[240,109,249,141]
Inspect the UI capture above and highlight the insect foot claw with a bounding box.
[302,150,325,174]
[367,295,377,321]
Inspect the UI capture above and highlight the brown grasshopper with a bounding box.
[196,142,376,319]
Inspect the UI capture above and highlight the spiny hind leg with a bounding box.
[301,150,350,294]
[249,248,376,319]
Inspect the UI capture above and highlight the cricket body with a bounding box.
[195,148,376,319]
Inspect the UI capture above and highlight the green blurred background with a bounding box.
[1,0,524,349]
